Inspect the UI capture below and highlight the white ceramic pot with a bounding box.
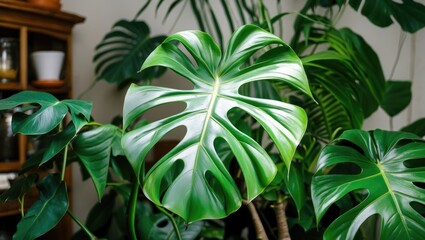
[31,50,64,80]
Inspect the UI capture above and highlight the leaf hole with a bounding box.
[145,126,185,171]
[238,81,281,100]
[205,170,226,205]
[354,213,381,238]
[410,201,425,217]
[327,162,362,175]
[337,140,365,155]
[156,218,170,228]
[213,137,234,170]
[142,101,187,123]
[413,182,425,190]
[152,70,194,90]
[403,158,425,168]
[159,159,185,202]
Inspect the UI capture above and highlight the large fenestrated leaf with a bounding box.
[312,129,425,240]
[349,0,425,33]
[94,20,167,87]
[14,174,68,240]
[73,124,123,200]
[122,24,312,222]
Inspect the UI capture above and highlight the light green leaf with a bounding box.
[74,124,123,200]
[312,129,425,240]
[122,24,312,222]
[14,174,68,240]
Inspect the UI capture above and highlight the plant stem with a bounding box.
[61,144,69,181]
[274,199,291,240]
[157,206,182,240]
[18,194,25,217]
[243,200,268,239]
[128,182,139,240]
[67,209,97,240]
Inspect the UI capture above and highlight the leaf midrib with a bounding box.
[377,162,410,238]
[190,77,220,215]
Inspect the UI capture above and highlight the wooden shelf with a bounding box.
[0,1,84,238]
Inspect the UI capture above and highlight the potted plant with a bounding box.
[1,1,425,239]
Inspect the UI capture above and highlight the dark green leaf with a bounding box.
[62,100,92,130]
[14,174,68,240]
[74,124,123,200]
[282,162,306,214]
[349,0,425,33]
[401,118,425,137]
[85,191,116,232]
[381,80,412,117]
[312,129,425,240]
[94,20,167,86]
[0,174,37,202]
[40,123,76,165]
[0,91,67,135]
[325,28,386,117]
[138,203,203,240]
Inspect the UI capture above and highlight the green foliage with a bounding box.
[122,24,312,222]
[14,174,68,240]
[381,80,412,117]
[0,174,37,202]
[349,0,425,33]
[1,0,425,239]
[138,203,204,240]
[312,129,425,239]
[94,20,167,87]
[73,124,123,200]
[401,118,425,137]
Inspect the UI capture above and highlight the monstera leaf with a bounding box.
[312,129,425,240]
[94,20,167,87]
[349,0,425,33]
[122,24,312,222]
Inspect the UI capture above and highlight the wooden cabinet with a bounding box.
[0,0,84,238]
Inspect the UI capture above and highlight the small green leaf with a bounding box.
[62,100,93,130]
[401,118,425,137]
[40,124,76,165]
[74,124,123,200]
[381,80,411,117]
[14,174,68,240]
[0,174,37,202]
[282,162,306,214]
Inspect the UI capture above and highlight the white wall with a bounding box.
[60,0,425,233]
